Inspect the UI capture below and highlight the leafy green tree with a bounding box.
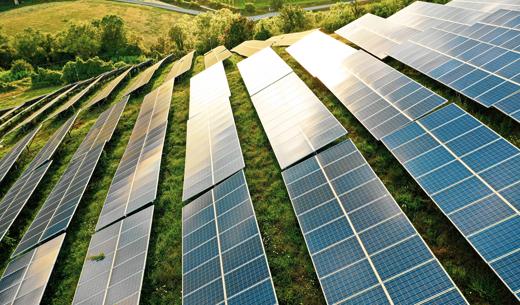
[270,0,284,10]
[94,15,128,57]
[224,16,253,49]
[320,2,355,32]
[350,0,364,18]
[13,28,54,66]
[58,23,100,58]
[0,28,14,69]
[61,56,114,82]
[31,67,63,87]
[169,24,187,52]
[278,5,307,33]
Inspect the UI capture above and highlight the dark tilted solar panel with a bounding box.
[0,234,65,305]
[335,14,420,59]
[12,98,127,257]
[281,139,467,305]
[123,55,170,96]
[8,84,79,136]
[287,31,446,140]
[182,97,245,201]
[85,66,133,109]
[96,80,173,230]
[0,126,40,183]
[204,45,232,68]
[73,206,153,305]
[382,104,520,300]
[165,51,195,82]
[236,47,292,96]
[189,61,231,119]
[182,170,278,305]
[0,115,77,242]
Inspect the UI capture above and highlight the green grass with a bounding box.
[0,83,62,111]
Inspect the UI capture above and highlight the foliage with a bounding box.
[319,2,356,32]
[270,0,284,10]
[56,23,100,59]
[87,253,105,261]
[13,28,54,66]
[224,16,254,48]
[31,67,62,87]
[0,28,14,69]
[61,56,114,83]
[0,80,15,93]
[278,5,308,33]
[1,59,34,82]
[244,2,255,13]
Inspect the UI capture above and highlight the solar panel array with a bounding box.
[12,98,127,257]
[266,29,318,46]
[85,66,133,109]
[282,139,468,305]
[165,51,195,82]
[288,31,446,140]
[447,0,520,12]
[382,103,519,300]
[123,55,170,96]
[0,94,46,125]
[73,206,153,305]
[204,46,232,68]
[231,40,273,58]
[237,47,347,169]
[96,80,173,230]
[0,115,77,242]
[0,234,65,305]
[189,61,231,119]
[0,126,40,183]
[335,14,420,59]
[182,170,278,305]
[182,96,245,201]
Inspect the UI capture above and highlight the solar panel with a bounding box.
[447,0,520,12]
[0,234,65,305]
[382,103,520,300]
[266,29,319,46]
[182,96,245,201]
[182,170,278,305]
[282,139,467,305]
[12,98,127,257]
[287,31,446,140]
[0,115,77,242]
[85,66,133,109]
[231,40,273,57]
[96,80,173,230]
[0,126,40,183]
[73,206,153,305]
[7,84,79,136]
[204,46,232,68]
[236,47,292,96]
[189,61,231,119]
[336,14,420,59]
[0,94,46,124]
[123,55,170,96]
[165,51,195,82]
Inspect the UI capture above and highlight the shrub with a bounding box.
[31,67,63,88]
[278,5,308,33]
[10,59,33,75]
[244,2,255,13]
[0,80,16,93]
[61,56,114,83]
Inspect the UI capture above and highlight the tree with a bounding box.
[13,28,54,66]
[58,23,100,58]
[350,0,364,18]
[94,15,128,57]
[270,0,284,10]
[224,16,253,49]
[169,24,186,52]
[0,28,14,69]
[278,5,307,33]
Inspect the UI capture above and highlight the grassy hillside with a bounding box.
[0,0,186,45]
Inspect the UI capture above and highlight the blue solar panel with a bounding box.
[282,139,466,305]
[382,104,520,300]
[182,170,277,305]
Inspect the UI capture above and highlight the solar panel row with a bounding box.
[12,98,127,257]
[382,103,519,300]
[123,55,170,96]
[0,126,40,183]
[288,31,446,140]
[85,66,133,109]
[182,170,278,305]
[237,47,347,169]
[231,40,273,58]
[0,234,65,305]
[189,61,231,119]
[447,0,520,12]
[165,51,195,82]
[73,206,154,305]
[0,94,46,125]
[282,139,468,305]
[96,80,173,230]
[0,115,77,242]
[266,29,318,46]
[182,96,245,201]
[204,46,232,68]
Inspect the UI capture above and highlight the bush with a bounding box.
[61,56,114,83]
[278,5,308,33]
[0,80,16,93]
[31,67,63,88]
[11,59,33,75]
[244,2,255,13]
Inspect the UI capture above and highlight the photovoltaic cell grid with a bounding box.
[447,0,520,12]
[287,31,446,140]
[0,234,65,305]
[335,13,420,59]
[165,50,195,82]
[0,115,77,242]
[123,55,170,96]
[96,80,173,231]
[182,97,245,201]
[266,29,319,46]
[204,46,232,68]
[189,61,231,119]
[12,98,127,257]
[389,26,520,122]
[231,40,273,58]
[182,170,278,305]
[281,139,467,305]
[382,104,520,300]
[73,206,153,305]
[237,47,347,169]
[85,66,133,109]
[0,126,40,183]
